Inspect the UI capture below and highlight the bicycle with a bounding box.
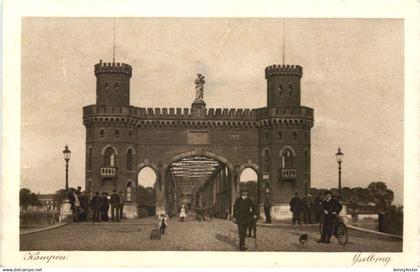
[319,214,348,245]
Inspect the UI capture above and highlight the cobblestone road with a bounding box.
[20,217,402,251]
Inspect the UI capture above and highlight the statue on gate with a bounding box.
[194,74,205,102]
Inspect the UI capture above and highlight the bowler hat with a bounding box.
[240,184,249,192]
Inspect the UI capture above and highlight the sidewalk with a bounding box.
[20,222,68,235]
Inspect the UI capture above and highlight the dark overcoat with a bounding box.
[322,198,342,214]
[233,196,255,225]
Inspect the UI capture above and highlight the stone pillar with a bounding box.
[339,202,349,223]
[155,168,167,216]
[59,199,73,223]
[123,202,138,219]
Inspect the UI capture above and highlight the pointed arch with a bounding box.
[278,145,296,157]
[279,146,296,168]
[101,144,118,155]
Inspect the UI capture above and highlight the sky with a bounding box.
[21,18,403,204]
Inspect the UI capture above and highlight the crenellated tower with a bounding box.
[258,63,313,218]
[95,60,132,106]
[265,64,302,108]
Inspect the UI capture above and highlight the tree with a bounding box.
[20,188,41,210]
[367,181,394,212]
[53,189,69,204]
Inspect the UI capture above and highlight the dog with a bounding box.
[299,234,308,247]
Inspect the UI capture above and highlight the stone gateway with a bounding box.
[83,60,314,220]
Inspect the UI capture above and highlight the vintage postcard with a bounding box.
[1,0,419,268]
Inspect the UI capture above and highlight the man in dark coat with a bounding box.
[289,192,302,225]
[90,192,102,222]
[118,191,125,221]
[67,188,76,213]
[313,193,323,223]
[110,189,120,222]
[78,191,89,222]
[100,192,110,222]
[318,191,342,243]
[263,192,272,224]
[233,185,256,251]
[302,193,314,224]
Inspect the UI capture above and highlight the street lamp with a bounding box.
[335,147,344,193]
[62,145,71,191]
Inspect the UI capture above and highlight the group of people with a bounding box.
[289,190,342,243]
[68,187,125,223]
[231,187,343,250]
[289,191,333,225]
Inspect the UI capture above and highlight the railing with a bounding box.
[101,167,116,177]
[281,168,296,180]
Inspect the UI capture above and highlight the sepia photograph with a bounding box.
[18,17,404,253]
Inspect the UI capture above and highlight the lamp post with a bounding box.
[335,147,344,194]
[62,145,71,191]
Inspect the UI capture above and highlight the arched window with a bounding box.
[293,131,297,139]
[127,149,133,171]
[104,82,109,91]
[126,181,133,202]
[100,129,105,138]
[114,82,119,91]
[87,147,93,170]
[278,84,283,95]
[278,131,282,139]
[304,150,310,172]
[104,147,116,167]
[263,149,271,173]
[288,84,293,95]
[115,129,119,138]
[281,148,294,168]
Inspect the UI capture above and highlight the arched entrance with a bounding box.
[239,167,258,201]
[163,151,235,219]
[137,167,157,218]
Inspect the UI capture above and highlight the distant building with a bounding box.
[21,194,59,212]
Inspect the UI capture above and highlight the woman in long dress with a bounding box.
[180,205,187,221]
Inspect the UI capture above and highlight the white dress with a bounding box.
[180,207,187,218]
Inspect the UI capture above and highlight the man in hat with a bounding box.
[302,192,314,224]
[289,192,302,225]
[318,191,342,243]
[110,189,120,222]
[90,192,102,222]
[233,184,257,251]
[118,191,125,221]
[313,193,324,223]
[263,192,272,224]
[100,192,110,222]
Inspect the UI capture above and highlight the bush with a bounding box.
[20,210,60,227]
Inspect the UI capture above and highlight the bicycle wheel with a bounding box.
[335,223,348,245]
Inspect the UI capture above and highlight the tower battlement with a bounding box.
[94,60,132,77]
[265,64,302,78]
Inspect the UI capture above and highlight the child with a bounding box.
[180,205,187,221]
[158,213,168,235]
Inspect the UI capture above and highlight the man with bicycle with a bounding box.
[318,191,342,244]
